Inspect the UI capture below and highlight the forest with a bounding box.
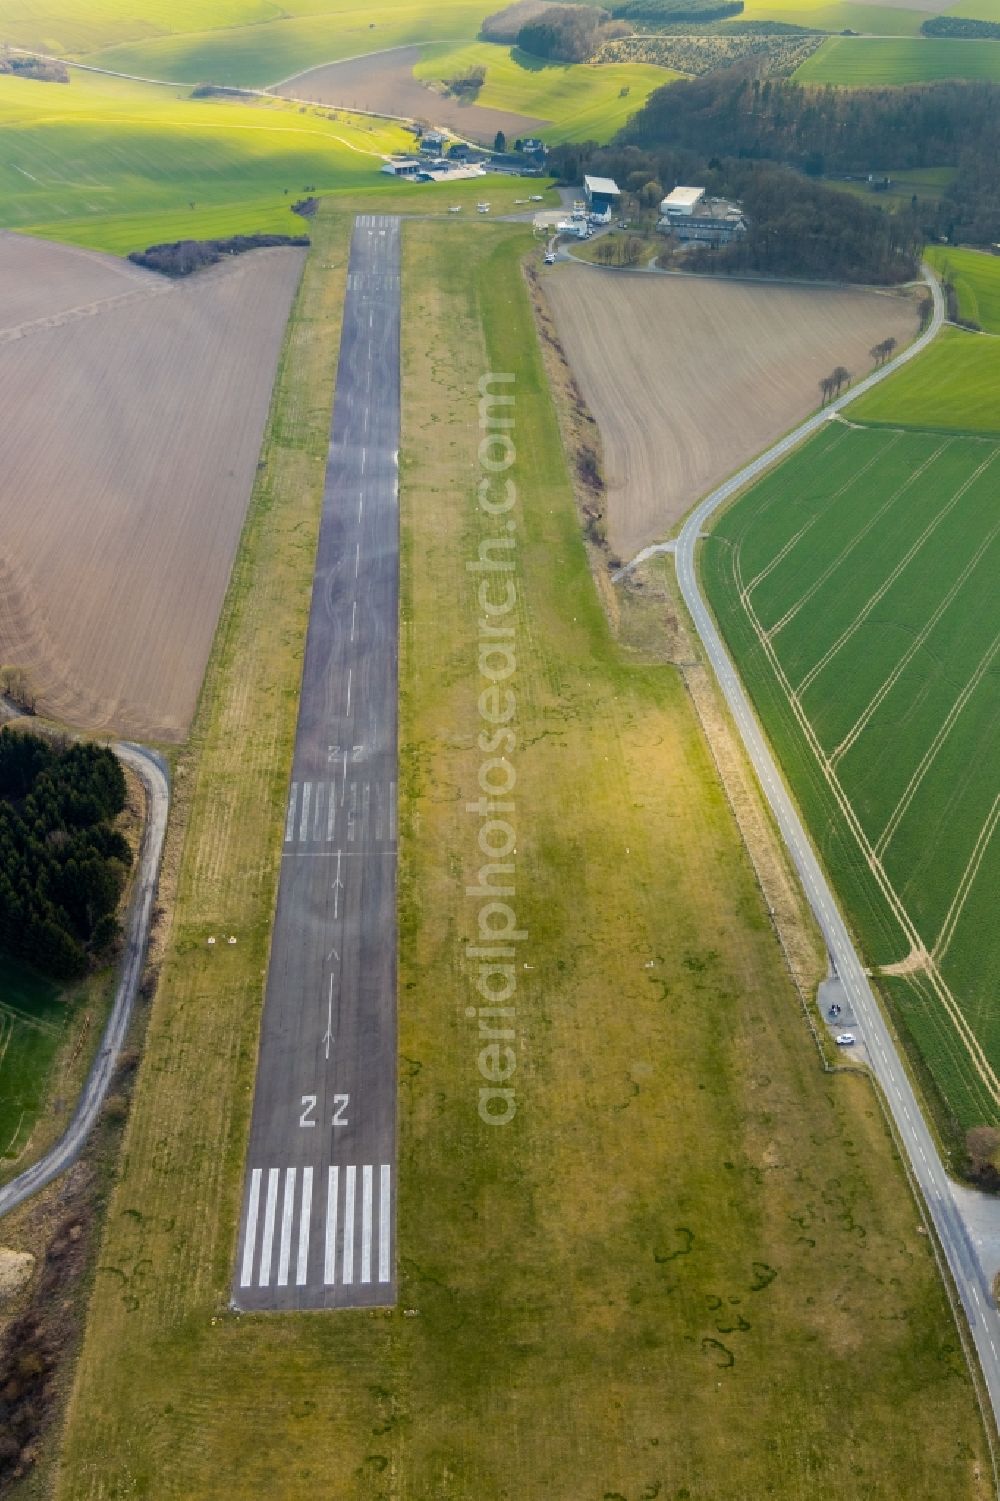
[549,68,1000,278]
[620,71,1000,244]
[0,732,131,982]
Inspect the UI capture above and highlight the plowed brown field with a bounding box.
[0,235,304,741]
[543,264,918,560]
[274,47,548,143]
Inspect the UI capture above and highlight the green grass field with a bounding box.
[0,958,65,1166]
[794,35,1000,85]
[704,422,1000,1135]
[0,69,554,252]
[84,5,491,89]
[46,209,994,1500]
[742,0,927,35]
[847,325,1000,434]
[414,41,677,142]
[927,245,1000,334]
[828,167,955,211]
[0,70,410,245]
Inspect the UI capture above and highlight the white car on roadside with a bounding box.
[835,1033,856,1047]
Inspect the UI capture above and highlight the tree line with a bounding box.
[0,731,131,982]
[129,233,309,278]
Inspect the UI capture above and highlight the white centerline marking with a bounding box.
[240,1168,262,1288]
[258,1168,280,1287]
[277,1167,296,1286]
[296,1166,313,1287]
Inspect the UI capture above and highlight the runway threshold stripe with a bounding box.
[299,781,312,843]
[297,1166,313,1287]
[258,1168,280,1287]
[240,1168,262,1287]
[277,1167,296,1286]
[284,784,298,843]
[324,1165,339,1285]
[312,782,326,842]
[327,788,337,842]
[361,1164,373,1284]
[343,1165,356,1285]
[379,1164,391,1283]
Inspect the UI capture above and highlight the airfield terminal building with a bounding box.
[658,185,746,245]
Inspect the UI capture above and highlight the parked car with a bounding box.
[835,1033,856,1047]
[544,251,556,264]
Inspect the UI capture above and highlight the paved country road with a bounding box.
[233,215,400,1312]
[0,742,169,1218]
[622,268,1000,1433]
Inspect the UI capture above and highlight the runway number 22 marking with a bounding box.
[299,1094,350,1127]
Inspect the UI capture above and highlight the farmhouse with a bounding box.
[658,185,746,245]
[584,174,620,217]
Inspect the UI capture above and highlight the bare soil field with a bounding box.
[543,263,918,560]
[274,46,549,143]
[0,235,304,741]
[0,231,164,334]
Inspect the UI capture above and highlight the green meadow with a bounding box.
[0,68,557,252]
[927,245,1000,333]
[414,41,677,142]
[794,35,1000,85]
[84,5,493,90]
[847,325,1000,434]
[0,957,65,1170]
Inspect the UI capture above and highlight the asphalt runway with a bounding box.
[233,215,400,1311]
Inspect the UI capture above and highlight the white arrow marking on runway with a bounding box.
[332,849,344,919]
[323,970,336,1060]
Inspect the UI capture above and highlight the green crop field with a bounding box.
[742,0,926,35]
[927,245,1000,334]
[85,6,489,90]
[414,41,677,142]
[0,70,411,247]
[847,326,1000,434]
[794,35,1000,85]
[0,68,553,253]
[704,422,1000,1134]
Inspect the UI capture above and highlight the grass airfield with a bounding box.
[45,208,994,1501]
